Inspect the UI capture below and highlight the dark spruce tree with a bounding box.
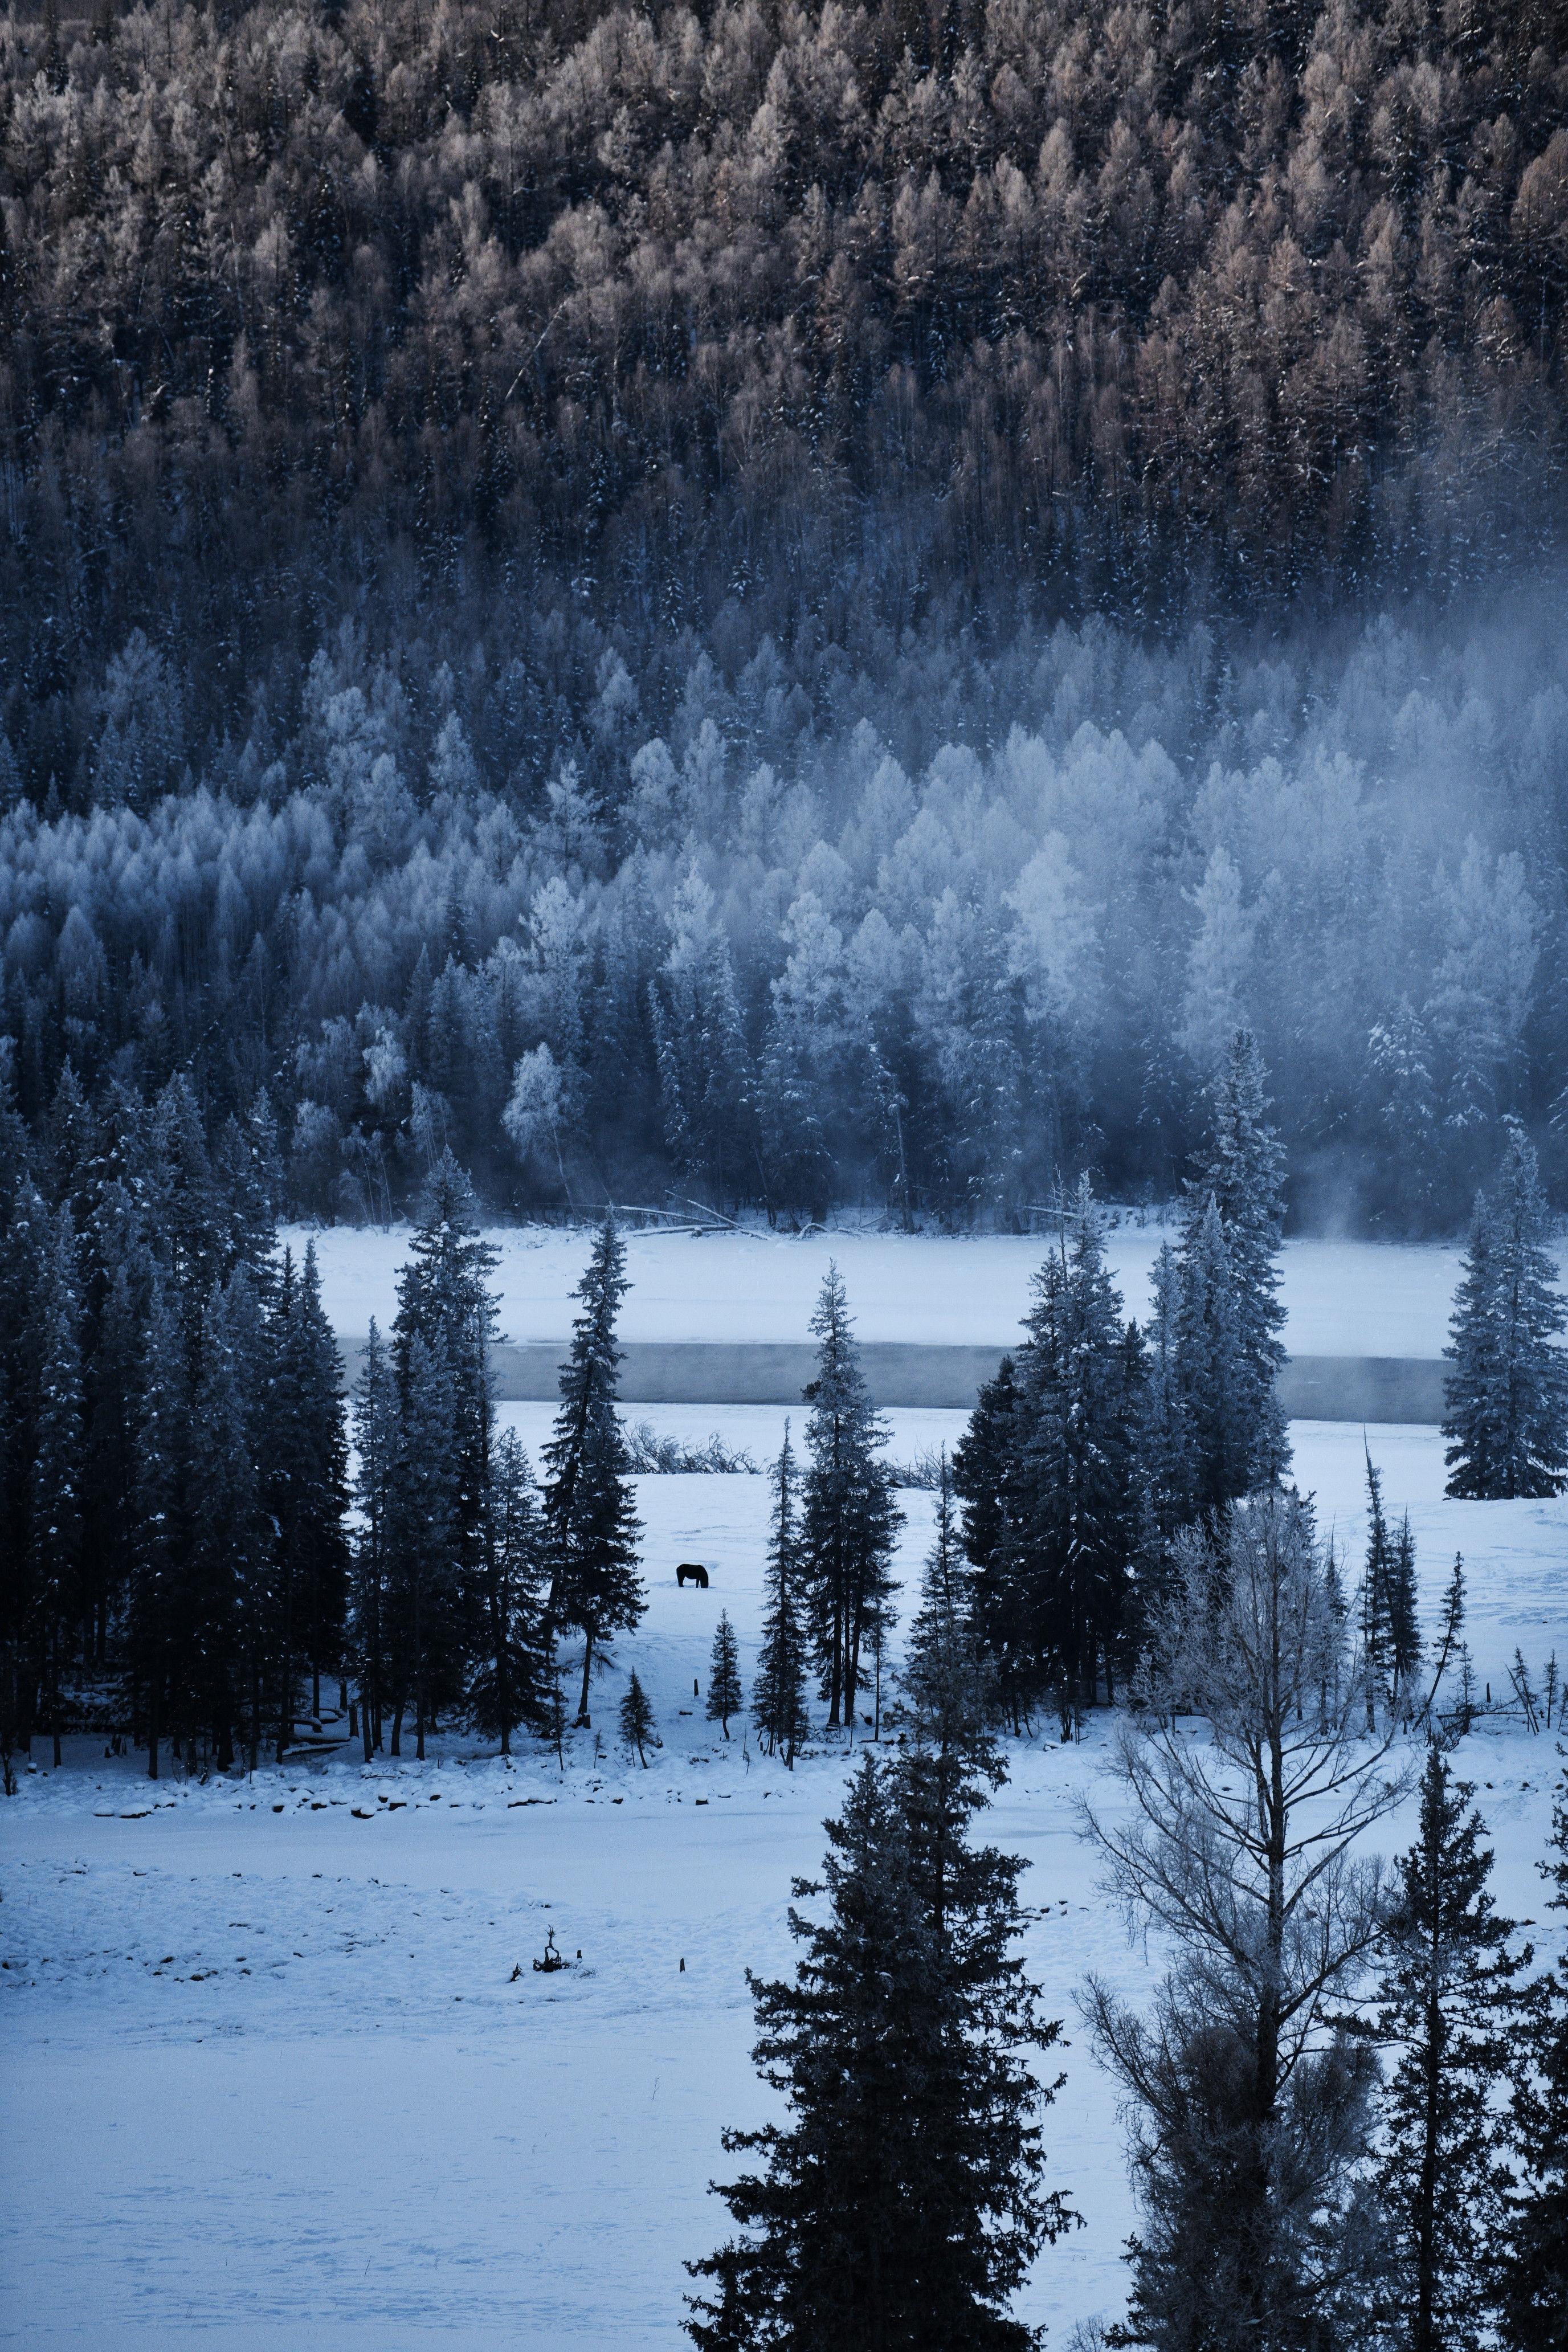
[392,1150,502,1583]
[385,1330,461,1759]
[543,1216,644,1727]
[1004,1178,1143,1727]
[1502,1764,1568,2351]
[263,1242,349,1732]
[753,1420,807,1767]
[467,1428,552,1754]
[1371,1746,1528,2352]
[685,1753,1075,2352]
[350,1320,397,1762]
[953,1353,1031,1732]
[619,1667,655,1766]
[799,1264,902,1732]
[707,1610,742,1740]
[1443,1122,1568,1499]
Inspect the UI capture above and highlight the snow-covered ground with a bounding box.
[282,1220,1520,1360]
[5,1419,1565,2351]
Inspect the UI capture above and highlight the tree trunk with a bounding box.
[576,1630,594,1728]
[147,1673,159,1782]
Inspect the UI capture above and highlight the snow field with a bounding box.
[3,1419,1565,2350]
[283,1222,1521,1361]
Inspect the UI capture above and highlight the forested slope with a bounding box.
[1,0,1566,1225]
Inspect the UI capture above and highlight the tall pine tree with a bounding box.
[799,1264,901,1732]
[686,1753,1075,2351]
[1443,1122,1568,1498]
[543,1216,644,1726]
[1371,1746,1528,2352]
[468,1427,552,1751]
[1501,1763,1568,2351]
[753,1419,807,1766]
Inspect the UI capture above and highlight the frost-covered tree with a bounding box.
[1083,1493,1407,2349]
[707,1611,742,1740]
[1443,1122,1568,1498]
[542,1217,644,1726]
[1183,1028,1290,1491]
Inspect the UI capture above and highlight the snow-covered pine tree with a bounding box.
[350,1320,396,1761]
[753,1420,807,1767]
[386,1330,460,1759]
[1173,1194,1248,1522]
[264,1241,349,1729]
[954,1353,1032,1732]
[131,1265,189,1779]
[707,1610,742,1738]
[799,1263,902,1732]
[543,1216,644,1726]
[28,1203,83,1768]
[1371,1746,1528,2352]
[189,1267,266,1773]
[1134,1239,1195,1573]
[1179,1027,1291,1501]
[619,1667,654,1766]
[1004,1178,1143,1723]
[1361,1444,1395,1729]
[468,1428,552,1753]
[1443,1122,1568,1498]
[392,1149,501,1579]
[1501,1764,1568,2351]
[685,1753,1074,2351]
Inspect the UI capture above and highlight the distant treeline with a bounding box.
[3,0,1566,767]
[2,599,1564,1229]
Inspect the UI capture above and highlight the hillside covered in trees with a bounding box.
[1,0,1566,1225]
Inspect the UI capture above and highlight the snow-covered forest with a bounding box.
[2,602,1565,1231]
[3,0,1568,1229]
[5,0,1568,2343]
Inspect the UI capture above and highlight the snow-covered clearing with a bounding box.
[4,1423,1565,2351]
[283,1221,1520,1360]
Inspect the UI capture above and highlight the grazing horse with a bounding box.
[676,1562,710,1589]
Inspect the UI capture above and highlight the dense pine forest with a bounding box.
[2,0,1567,1227]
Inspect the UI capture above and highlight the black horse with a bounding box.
[676,1562,710,1589]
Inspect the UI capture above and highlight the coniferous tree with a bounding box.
[28,1203,84,1767]
[393,1150,501,1581]
[188,1267,264,1772]
[799,1264,902,1732]
[467,1427,552,1753]
[1133,1240,1195,1579]
[386,1330,460,1759]
[1371,1746,1528,2352]
[954,1354,1031,1732]
[686,1753,1075,2352]
[544,1216,644,1726]
[707,1611,742,1740]
[1443,1122,1568,1498]
[1173,1195,1248,1523]
[264,1242,349,1729]
[1191,1030,1290,1476]
[132,1265,187,1780]
[1004,1179,1143,1722]
[753,1419,807,1766]
[350,1321,397,1761]
[619,1668,654,1766]
[1502,1765,1568,2351]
